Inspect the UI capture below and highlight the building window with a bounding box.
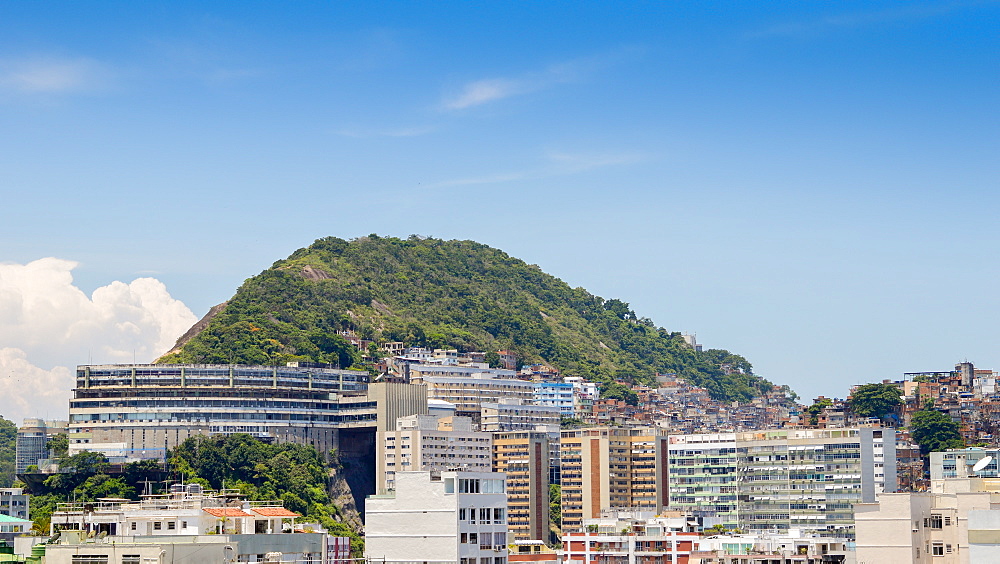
[153,522,161,530]
[932,543,944,556]
[71,557,109,564]
[925,515,943,529]
[122,556,141,564]
[167,521,176,530]
[130,522,136,531]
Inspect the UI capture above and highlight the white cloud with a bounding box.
[0,349,73,424]
[0,56,111,94]
[444,78,529,110]
[441,48,642,111]
[0,258,197,423]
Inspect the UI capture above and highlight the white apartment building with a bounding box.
[50,484,303,537]
[480,399,560,432]
[0,488,29,521]
[408,365,518,382]
[560,511,699,564]
[46,484,349,562]
[563,377,599,417]
[365,470,509,564]
[855,477,1000,564]
[694,533,852,564]
[378,415,492,493]
[667,427,895,539]
[416,372,535,418]
[532,382,575,416]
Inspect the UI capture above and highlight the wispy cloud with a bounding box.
[444,78,534,110]
[0,56,112,94]
[441,48,640,111]
[432,150,644,188]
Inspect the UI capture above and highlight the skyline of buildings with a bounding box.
[9,355,1000,563]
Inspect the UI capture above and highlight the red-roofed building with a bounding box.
[48,484,349,562]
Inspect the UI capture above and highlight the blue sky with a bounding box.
[1,1,998,416]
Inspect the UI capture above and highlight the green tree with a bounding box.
[47,433,69,461]
[848,383,903,421]
[168,434,363,558]
[601,382,639,406]
[910,410,965,455]
[705,524,730,535]
[806,398,832,426]
[549,484,561,532]
[700,349,753,375]
[484,352,502,368]
[0,417,16,487]
[157,236,773,403]
[75,474,134,500]
[59,451,110,475]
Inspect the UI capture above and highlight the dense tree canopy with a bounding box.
[600,382,639,406]
[0,417,15,488]
[25,435,361,556]
[910,410,965,455]
[159,236,774,402]
[169,435,363,556]
[849,383,903,421]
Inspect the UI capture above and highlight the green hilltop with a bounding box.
[159,235,772,402]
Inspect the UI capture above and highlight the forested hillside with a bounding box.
[159,235,771,402]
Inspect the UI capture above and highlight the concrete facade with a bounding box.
[560,512,698,564]
[493,432,550,542]
[480,400,560,432]
[377,415,492,493]
[533,382,575,416]
[560,427,669,532]
[855,478,1000,563]
[68,364,425,463]
[365,470,509,564]
[667,427,895,538]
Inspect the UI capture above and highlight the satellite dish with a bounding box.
[972,455,993,473]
